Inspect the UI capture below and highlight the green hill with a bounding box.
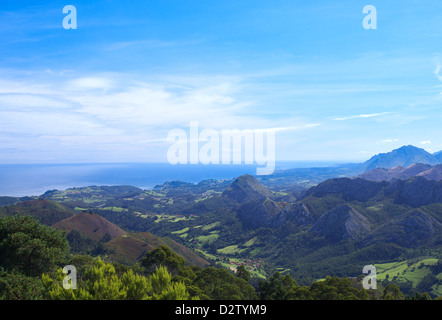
[0,199,75,225]
[104,234,155,264]
[376,258,442,297]
[52,211,127,241]
[105,232,210,267]
[51,212,210,267]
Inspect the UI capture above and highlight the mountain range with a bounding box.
[360,145,441,171]
[256,145,442,192]
[226,174,442,241]
[359,163,442,182]
[1,144,442,295]
[0,199,209,267]
[221,173,442,293]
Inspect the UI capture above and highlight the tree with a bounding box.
[66,230,98,254]
[382,283,405,300]
[407,292,432,300]
[149,265,190,300]
[289,286,313,300]
[42,258,190,300]
[310,276,369,300]
[141,245,186,275]
[0,215,69,277]
[236,265,251,282]
[416,273,439,294]
[0,269,45,300]
[431,258,442,274]
[192,267,256,300]
[259,272,298,300]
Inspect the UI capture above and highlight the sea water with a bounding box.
[0,161,337,197]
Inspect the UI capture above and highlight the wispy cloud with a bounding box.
[381,138,399,143]
[105,39,204,51]
[0,71,321,162]
[434,64,442,82]
[271,124,321,132]
[331,112,394,121]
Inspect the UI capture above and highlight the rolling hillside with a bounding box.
[52,212,127,241]
[3,144,442,295]
[376,259,442,296]
[0,199,75,226]
[52,211,209,267]
[359,163,442,182]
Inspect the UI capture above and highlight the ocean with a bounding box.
[0,161,338,197]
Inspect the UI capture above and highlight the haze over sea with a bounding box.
[0,161,338,197]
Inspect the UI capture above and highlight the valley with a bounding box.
[2,145,442,298]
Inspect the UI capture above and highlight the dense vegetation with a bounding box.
[2,151,442,300]
[0,215,439,300]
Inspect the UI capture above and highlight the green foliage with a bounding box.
[4,177,442,300]
[416,273,439,293]
[310,276,369,300]
[288,286,314,300]
[376,258,442,297]
[0,215,70,277]
[42,258,190,300]
[258,274,371,300]
[431,258,442,274]
[382,283,405,300]
[150,265,189,300]
[0,199,75,226]
[66,230,107,255]
[142,245,186,275]
[236,265,251,282]
[191,267,257,300]
[0,269,45,300]
[407,292,432,300]
[259,272,298,300]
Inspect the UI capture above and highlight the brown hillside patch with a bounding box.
[105,235,155,265]
[0,199,75,226]
[113,232,210,267]
[52,212,127,241]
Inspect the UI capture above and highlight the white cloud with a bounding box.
[105,38,204,51]
[381,138,398,143]
[0,93,73,110]
[434,64,442,82]
[67,77,115,90]
[271,124,321,132]
[0,72,321,162]
[332,112,393,121]
[420,140,432,145]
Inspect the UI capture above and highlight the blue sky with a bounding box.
[1,0,442,164]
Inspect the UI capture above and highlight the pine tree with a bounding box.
[42,258,190,300]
